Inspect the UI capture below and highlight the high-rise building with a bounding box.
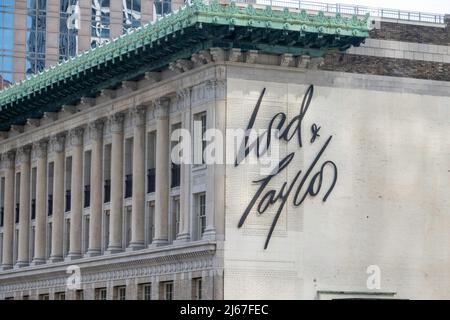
[0,0,183,87]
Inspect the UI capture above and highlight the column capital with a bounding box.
[69,127,85,146]
[16,145,31,165]
[1,150,16,169]
[89,119,105,140]
[154,98,170,119]
[33,140,48,159]
[130,105,147,127]
[50,133,66,153]
[109,113,125,133]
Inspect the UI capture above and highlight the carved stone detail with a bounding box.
[69,127,84,147]
[16,146,31,165]
[154,98,170,119]
[33,140,48,159]
[109,113,125,133]
[49,133,66,153]
[280,53,294,67]
[228,48,242,62]
[2,150,16,169]
[245,50,258,63]
[89,119,105,140]
[130,105,147,127]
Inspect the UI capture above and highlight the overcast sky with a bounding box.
[317,0,449,14]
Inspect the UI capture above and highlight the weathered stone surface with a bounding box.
[320,51,450,81]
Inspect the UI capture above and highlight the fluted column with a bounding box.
[128,106,146,251]
[66,127,84,260]
[106,113,125,254]
[31,140,48,265]
[49,134,66,262]
[16,146,31,267]
[175,90,191,242]
[1,151,15,270]
[86,120,104,257]
[152,98,170,246]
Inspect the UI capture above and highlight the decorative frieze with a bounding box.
[122,81,138,91]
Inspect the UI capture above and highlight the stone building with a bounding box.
[0,0,449,300]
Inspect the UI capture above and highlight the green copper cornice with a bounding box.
[0,0,369,131]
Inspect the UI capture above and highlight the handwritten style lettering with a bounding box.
[236,85,338,249]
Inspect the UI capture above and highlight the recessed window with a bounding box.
[95,287,107,300]
[162,281,174,300]
[192,278,203,300]
[39,294,49,300]
[196,193,206,240]
[114,286,126,300]
[194,112,207,165]
[139,283,151,300]
[55,292,66,300]
[76,290,84,300]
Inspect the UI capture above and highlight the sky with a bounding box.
[316,0,449,14]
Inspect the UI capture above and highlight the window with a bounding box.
[55,292,66,300]
[192,278,202,300]
[39,294,49,300]
[139,283,151,300]
[64,218,70,257]
[91,0,110,47]
[0,0,14,88]
[114,286,126,300]
[26,0,46,75]
[59,0,79,61]
[146,202,155,245]
[171,197,180,242]
[124,138,133,198]
[46,222,52,259]
[125,206,132,248]
[194,112,207,165]
[162,281,173,300]
[196,193,206,239]
[153,0,171,19]
[104,144,112,203]
[83,215,90,253]
[123,0,141,32]
[95,287,107,300]
[76,290,84,300]
[147,132,156,193]
[103,210,110,251]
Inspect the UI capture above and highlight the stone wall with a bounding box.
[370,21,450,45]
[320,51,450,81]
